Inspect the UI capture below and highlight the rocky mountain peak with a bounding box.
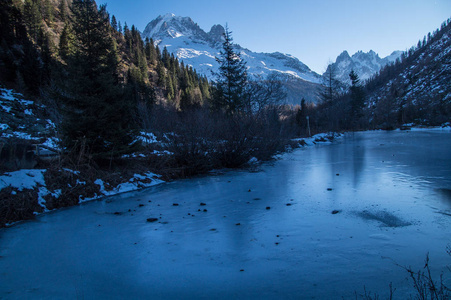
[327,50,402,85]
[142,13,207,41]
[208,24,225,44]
[336,50,351,62]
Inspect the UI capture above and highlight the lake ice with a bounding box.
[1,130,450,299]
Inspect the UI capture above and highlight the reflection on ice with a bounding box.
[0,130,450,299]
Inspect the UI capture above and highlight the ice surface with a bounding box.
[0,130,450,299]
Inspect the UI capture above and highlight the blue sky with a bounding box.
[100,0,451,73]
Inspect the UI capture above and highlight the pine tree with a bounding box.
[162,46,170,68]
[349,70,365,127]
[212,25,248,114]
[156,60,166,86]
[117,20,122,34]
[41,0,54,25]
[111,15,117,31]
[144,38,155,63]
[59,23,75,60]
[166,74,175,101]
[60,0,136,159]
[23,0,42,41]
[59,0,68,22]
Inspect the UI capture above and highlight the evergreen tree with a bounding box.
[212,25,248,114]
[155,45,161,60]
[111,15,117,31]
[166,74,175,101]
[59,0,68,22]
[0,0,45,93]
[144,38,155,63]
[295,98,307,131]
[42,0,54,24]
[200,76,210,100]
[59,23,75,60]
[349,70,365,127]
[123,22,129,35]
[23,0,42,41]
[162,46,170,67]
[60,0,136,159]
[117,20,122,34]
[156,60,166,86]
[125,66,154,106]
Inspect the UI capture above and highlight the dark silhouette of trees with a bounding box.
[212,26,248,114]
[349,70,365,128]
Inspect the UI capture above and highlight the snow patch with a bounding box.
[138,131,158,144]
[0,169,46,191]
[93,173,164,200]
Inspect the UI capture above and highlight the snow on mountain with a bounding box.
[141,14,322,104]
[326,50,402,86]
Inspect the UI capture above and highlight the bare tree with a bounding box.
[320,62,342,104]
[247,73,287,112]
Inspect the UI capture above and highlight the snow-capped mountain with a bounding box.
[326,50,402,86]
[142,14,322,104]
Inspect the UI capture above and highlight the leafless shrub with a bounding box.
[355,283,395,300]
[402,254,450,300]
[137,103,296,176]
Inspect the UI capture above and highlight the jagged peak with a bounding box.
[162,13,175,19]
[209,24,225,37]
[336,50,351,62]
[207,24,225,44]
[142,13,207,41]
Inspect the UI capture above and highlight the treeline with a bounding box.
[0,0,297,175]
[0,0,210,102]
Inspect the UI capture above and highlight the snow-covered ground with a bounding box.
[0,87,57,145]
[0,168,163,214]
[0,127,338,222]
[1,130,450,299]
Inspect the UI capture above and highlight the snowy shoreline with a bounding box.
[3,125,450,227]
[0,132,342,227]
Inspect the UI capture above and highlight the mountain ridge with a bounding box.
[141,13,404,103]
[326,49,403,85]
[141,13,323,104]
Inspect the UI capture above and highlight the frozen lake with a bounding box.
[1,130,451,299]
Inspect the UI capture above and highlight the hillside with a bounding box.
[366,19,451,128]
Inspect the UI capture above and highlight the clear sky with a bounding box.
[100,0,451,74]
